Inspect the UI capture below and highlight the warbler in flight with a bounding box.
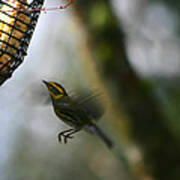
[43,80,113,149]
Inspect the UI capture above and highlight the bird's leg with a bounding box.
[58,128,74,142]
[64,129,80,144]
[58,128,80,144]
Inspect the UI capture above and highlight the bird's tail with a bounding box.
[85,124,114,149]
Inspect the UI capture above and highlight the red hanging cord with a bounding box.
[1,0,76,13]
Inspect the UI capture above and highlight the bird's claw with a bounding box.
[58,132,74,144]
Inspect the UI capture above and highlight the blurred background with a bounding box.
[0,0,180,179]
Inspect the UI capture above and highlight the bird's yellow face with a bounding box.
[43,80,68,100]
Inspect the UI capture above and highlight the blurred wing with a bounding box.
[72,91,104,121]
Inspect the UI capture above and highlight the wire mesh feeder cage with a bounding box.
[0,0,44,86]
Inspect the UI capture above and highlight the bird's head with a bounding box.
[43,80,68,100]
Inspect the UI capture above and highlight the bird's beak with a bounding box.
[42,80,49,86]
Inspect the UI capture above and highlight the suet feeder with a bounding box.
[0,0,44,86]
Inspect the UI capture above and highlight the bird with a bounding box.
[43,80,113,149]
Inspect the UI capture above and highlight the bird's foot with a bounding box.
[58,130,74,144]
[57,128,80,144]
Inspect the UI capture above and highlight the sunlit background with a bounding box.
[0,0,180,179]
